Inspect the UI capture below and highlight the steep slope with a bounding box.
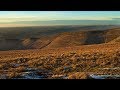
[108,36,120,43]
[30,36,57,49]
[45,32,87,48]
[105,28,120,43]
[45,31,106,48]
[0,26,120,51]
[0,37,54,51]
[44,28,120,49]
[84,30,105,44]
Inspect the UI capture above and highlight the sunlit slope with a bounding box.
[0,26,120,50]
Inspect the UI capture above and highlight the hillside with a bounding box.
[105,28,120,43]
[0,43,120,79]
[45,28,120,48]
[0,25,120,79]
[45,32,87,48]
[0,25,120,51]
[108,36,120,43]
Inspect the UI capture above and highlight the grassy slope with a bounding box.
[0,43,120,79]
[0,26,120,79]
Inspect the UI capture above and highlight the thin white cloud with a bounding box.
[0,16,113,23]
[0,11,120,23]
[0,24,40,27]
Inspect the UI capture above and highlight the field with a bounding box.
[0,25,120,79]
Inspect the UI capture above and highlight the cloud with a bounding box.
[0,24,40,27]
[0,11,112,22]
[0,11,120,24]
[0,16,113,23]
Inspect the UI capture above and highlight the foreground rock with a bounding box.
[12,68,52,79]
[89,74,120,79]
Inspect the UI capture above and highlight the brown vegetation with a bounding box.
[0,26,120,51]
[0,43,119,79]
[0,26,120,79]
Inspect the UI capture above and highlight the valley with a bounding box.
[0,25,120,79]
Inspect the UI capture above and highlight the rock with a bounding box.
[51,74,67,79]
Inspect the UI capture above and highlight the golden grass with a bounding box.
[0,43,120,79]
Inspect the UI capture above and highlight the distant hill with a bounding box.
[0,25,120,51]
[9,20,120,25]
[45,32,87,48]
[45,27,120,48]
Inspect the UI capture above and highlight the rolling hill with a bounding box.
[0,25,120,79]
[0,25,120,51]
[44,27,120,48]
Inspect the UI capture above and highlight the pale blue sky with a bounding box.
[0,11,120,27]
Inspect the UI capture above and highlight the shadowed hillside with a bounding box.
[0,25,120,51]
[45,27,120,48]
[84,31,105,44]
[45,32,87,48]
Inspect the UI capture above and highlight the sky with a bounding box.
[0,11,120,27]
